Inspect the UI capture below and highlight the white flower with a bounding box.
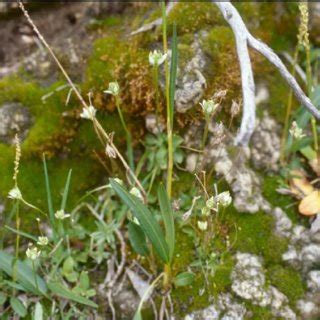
[206,197,215,209]
[132,217,140,226]
[55,209,70,220]
[37,236,49,246]
[130,187,143,201]
[289,121,305,140]
[8,186,22,200]
[199,99,219,116]
[80,105,97,120]
[104,82,120,96]
[26,247,41,260]
[149,50,167,66]
[216,191,232,207]
[106,144,117,158]
[197,221,208,231]
[201,206,210,217]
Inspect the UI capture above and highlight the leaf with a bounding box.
[34,302,43,320]
[0,293,6,305]
[4,226,38,242]
[128,222,149,256]
[61,169,72,211]
[158,184,175,263]
[0,251,47,296]
[48,282,97,308]
[79,271,90,291]
[289,169,314,198]
[10,297,27,317]
[173,272,195,287]
[299,190,320,216]
[169,23,178,127]
[43,156,56,237]
[110,179,169,263]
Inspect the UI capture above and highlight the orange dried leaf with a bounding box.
[289,169,314,198]
[309,157,320,177]
[299,190,320,216]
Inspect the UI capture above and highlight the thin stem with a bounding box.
[153,65,161,124]
[162,1,173,198]
[13,201,20,283]
[115,96,134,171]
[280,46,299,164]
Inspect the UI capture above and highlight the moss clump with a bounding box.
[268,265,305,304]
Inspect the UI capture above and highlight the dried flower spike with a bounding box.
[13,134,21,183]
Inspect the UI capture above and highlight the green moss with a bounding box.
[226,208,289,266]
[167,2,221,35]
[268,265,305,304]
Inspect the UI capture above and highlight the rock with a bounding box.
[300,244,320,270]
[145,113,164,134]
[231,252,296,319]
[184,293,246,320]
[307,270,320,292]
[175,35,206,113]
[251,112,280,171]
[297,295,320,320]
[271,207,293,238]
[0,102,33,144]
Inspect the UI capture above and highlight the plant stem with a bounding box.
[201,116,210,151]
[162,1,173,198]
[115,96,134,172]
[153,65,161,124]
[163,263,172,290]
[306,47,319,153]
[280,45,299,164]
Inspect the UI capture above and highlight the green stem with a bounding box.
[306,47,319,153]
[115,96,134,171]
[163,263,172,290]
[153,65,161,125]
[162,1,173,198]
[201,116,210,151]
[280,45,299,164]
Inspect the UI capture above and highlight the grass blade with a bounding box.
[169,23,178,128]
[61,169,72,211]
[5,226,37,242]
[110,179,169,263]
[48,281,97,308]
[158,184,175,263]
[43,155,56,234]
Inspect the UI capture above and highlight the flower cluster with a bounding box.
[289,121,305,140]
[8,186,22,200]
[37,236,49,246]
[199,99,219,117]
[149,50,167,67]
[80,105,97,121]
[104,81,120,96]
[55,209,70,220]
[26,246,41,260]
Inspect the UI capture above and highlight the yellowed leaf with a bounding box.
[290,169,314,198]
[299,190,320,216]
[309,157,320,177]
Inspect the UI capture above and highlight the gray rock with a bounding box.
[0,102,33,144]
[300,244,320,270]
[307,271,320,292]
[251,112,280,171]
[272,207,293,238]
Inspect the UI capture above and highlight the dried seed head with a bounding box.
[289,121,305,140]
[231,99,241,118]
[298,2,310,50]
[13,134,21,183]
[105,143,117,159]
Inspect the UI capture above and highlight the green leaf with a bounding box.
[5,226,38,242]
[169,23,178,127]
[43,156,56,237]
[79,271,90,290]
[48,282,97,308]
[61,169,72,211]
[128,222,149,256]
[34,302,43,320]
[133,311,143,320]
[158,184,175,263]
[10,297,27,318]
[110,179,169,263]
[0,251,47,296]
[174,271,195,287]
[0,292,7,305]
